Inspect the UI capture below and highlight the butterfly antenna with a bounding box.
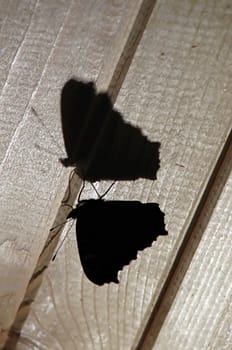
[78,180,86,202]
[79,181,115,200]
[61,169,76,205]
[100,181,115,199]
[90,181,115,199]
[90,182,101,198]
[52,220,74,261]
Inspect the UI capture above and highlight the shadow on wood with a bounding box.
[60,79,160,181]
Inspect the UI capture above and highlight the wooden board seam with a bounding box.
[133,128,232,350]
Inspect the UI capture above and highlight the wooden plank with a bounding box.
[0,0,156,348]
[152,140,232,350]
[130,0,232,346]
[15,0,232,349]
[0,1,73,347]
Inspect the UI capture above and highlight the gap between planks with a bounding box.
[133,129,232,350]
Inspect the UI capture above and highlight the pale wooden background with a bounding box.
[0,0,231,349]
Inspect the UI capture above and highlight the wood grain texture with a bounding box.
[0,0,153,348]
[153,141,232,350]
[118,0,232,346]
[0,0,231,349]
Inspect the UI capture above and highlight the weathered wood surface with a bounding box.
[0,0,231,349]
[152,135,232,350]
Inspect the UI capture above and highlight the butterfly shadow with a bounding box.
[60,79,160,182]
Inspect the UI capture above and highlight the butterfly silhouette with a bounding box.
[59,78,167,285]
[67,195,167,285]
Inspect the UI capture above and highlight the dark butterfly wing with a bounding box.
[68,199,167,285]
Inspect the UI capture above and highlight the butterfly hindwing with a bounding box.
[68,199,167,285]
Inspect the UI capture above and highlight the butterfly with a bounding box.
[67,194,167,285]
[59,78,167,284]
[60,78,160,181]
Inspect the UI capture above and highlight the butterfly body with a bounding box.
[68,199,167,285]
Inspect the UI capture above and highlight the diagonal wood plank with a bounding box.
[0,0,155,348]
[152,139,232,350]
[16,0,232,349]
[1,0,231,349]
